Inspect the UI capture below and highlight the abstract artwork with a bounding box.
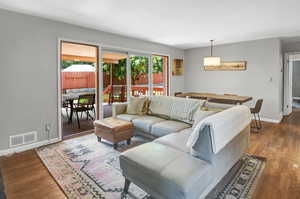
[172,59,184,75]
[203,61,247,71]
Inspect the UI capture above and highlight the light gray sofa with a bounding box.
[114,96,250,199]
[112,96,232,139]
[113,96,251,199]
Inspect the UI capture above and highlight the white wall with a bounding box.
[184,38,283,122]
[0,9,184,150]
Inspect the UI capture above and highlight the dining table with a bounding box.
[175,92,252,105]
[62,92,95,123]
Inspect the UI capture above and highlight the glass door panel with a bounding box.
[130,55,150,96]
[102,51,128,118]
[152,55,169,96]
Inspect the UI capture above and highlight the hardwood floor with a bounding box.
[1,111,300,199]
[0,150,66,199]
[248,109,300,199]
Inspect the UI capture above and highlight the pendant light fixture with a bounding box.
[203,40,221,67]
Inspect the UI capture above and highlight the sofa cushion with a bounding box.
[116,114,139,122]
[148,96,173,119]
[132,116,166,133]
[127,96,146,115]
[170,97,204,124]
[120,142,213,199]
[154,128,192,153]
[151,120,191,137]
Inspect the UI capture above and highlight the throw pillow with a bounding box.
[127,96,146,115]
[141,98,151,115]
[148,96,173,119]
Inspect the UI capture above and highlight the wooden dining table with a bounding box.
[176,92,252,105]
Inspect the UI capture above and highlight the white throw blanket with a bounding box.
[186,105,251,154]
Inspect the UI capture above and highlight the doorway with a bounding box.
[283,53,300,115]
[60,41,99,138]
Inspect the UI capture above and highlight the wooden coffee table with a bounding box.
[94,117,134,149]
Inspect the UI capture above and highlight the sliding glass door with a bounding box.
[102,50,128,118]
[99,50,170,118]
[128,54,169,97]
[152,55,169,96]
[130,54,150,97]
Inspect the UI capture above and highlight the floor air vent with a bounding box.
[9,131,37,148]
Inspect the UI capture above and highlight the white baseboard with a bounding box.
[259,116,283,123]
[0,137,61,157]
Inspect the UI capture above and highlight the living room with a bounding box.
[0,1,300,199]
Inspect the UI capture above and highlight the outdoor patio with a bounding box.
[62,104,112,138]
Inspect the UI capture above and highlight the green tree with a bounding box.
[152,56,163,73]
[103,59,127,80]
[130,56,149,83]
[102,56,163,82]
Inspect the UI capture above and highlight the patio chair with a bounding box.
[109,85,126,104]
[73,94,95,128]
[62,100,70,119]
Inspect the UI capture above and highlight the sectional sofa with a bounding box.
[112,96,251,199]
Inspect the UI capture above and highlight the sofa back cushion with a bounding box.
[170,97,205,124]
[148,96,204,123]
[127,96,147,115]
[148,96,173,119]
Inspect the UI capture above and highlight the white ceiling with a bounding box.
[1,0,300,49]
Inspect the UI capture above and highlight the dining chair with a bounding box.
[251,99,263,132]
[73,94,96,128]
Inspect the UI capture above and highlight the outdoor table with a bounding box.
[62,92,95,123]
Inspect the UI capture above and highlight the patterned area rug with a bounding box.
[36,134,265,199]
[205,155,265,199]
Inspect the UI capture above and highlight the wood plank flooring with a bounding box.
[1,110,300,199]
[248,110,300,199]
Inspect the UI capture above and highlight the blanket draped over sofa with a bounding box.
[187,105,251,154]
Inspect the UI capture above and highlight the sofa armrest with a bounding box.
[191,124,250,163]
[112,103,127,117]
